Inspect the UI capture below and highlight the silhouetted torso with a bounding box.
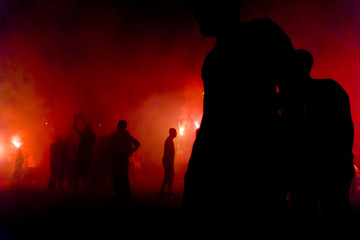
[305,79,353,157]
[15,150,24,170]
[50,141,62,172]
[72,127,96,193]
[160,135,176,195]
[12,150,24,186]
[184,19,294,218]
[108,130,138,158]
[77,130,96,163]
[303,78,354,183]
[163,136,175,169]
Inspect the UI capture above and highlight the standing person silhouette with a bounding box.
[108,120,140,203]
[183,0,295,226]
[291,50,355,223]
[48,135,63,191]
[160,128,177,197]
[73,114,96,194]
[12,149,24,186]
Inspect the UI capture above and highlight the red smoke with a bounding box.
[0,0,360,189]
[0,0,213,189]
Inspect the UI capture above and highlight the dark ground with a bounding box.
[1,183,360,239]
[0,185,186,239]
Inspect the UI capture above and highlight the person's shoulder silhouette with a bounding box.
[306,79,354,222]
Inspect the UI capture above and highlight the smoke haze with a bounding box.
[0,0,360,188]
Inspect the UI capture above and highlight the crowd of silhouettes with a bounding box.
[44,0,358,235]
[48,117,141,203]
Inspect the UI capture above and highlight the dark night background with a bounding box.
[1,0,360,237]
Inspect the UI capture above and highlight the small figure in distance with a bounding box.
[159,128,177,198]
[12,148,24,187]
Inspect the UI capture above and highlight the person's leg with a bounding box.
[114,157,131,203]
[168,177,173,195]
[124,160,131,201]
[160,166,170,193]
[111,162,120,201]
[160,177,167,193]
[48,171,55,190]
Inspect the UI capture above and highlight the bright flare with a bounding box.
[179,124,184,136]
[194,121,200,129]
[11,136,22,148]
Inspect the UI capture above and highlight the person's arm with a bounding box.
[130,136,140,155]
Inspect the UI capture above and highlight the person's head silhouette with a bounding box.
[295,49,313,79]
[169,128,177,139]
[192,0,241,37]
[117,120,127,131]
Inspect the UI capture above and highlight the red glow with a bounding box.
[0,1,358,192]
[0,144,3,157]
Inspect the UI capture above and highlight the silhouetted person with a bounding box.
[91,135,112,196]
[290,50,355,223]
[48,135,64,191]
[12,149,24,186]
[73,114,96,194]
[286,49,316,221]
[183,0,295,224]
[160,128,177,196]
[108,120,140,203]
[61,136,73,192]
[65,135,78,192]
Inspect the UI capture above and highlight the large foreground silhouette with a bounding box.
[183,1,295,224]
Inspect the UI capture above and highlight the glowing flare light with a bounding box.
[194,121,200,129]
[179,124,184,136]
[11,136,22,148]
